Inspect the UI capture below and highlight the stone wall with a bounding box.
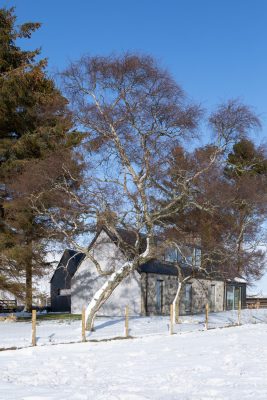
[182,279,225,314]
[141,272,225,315]
[141,272,177,315]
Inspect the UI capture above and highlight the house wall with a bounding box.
[141,273,177,315]
[50,255,72,313]
[141,272,224,315]
[71,231,142,315]
[51,265,71,312]
[184,279,225,314]
[50,250,84,313]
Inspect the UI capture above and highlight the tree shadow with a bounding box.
[95,315,141,330]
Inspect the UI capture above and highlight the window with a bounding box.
[164,247,178,263]
[58,289,71,296]
[234,287,241,309]
[193,248,201,268]
[226,286,234,310]
[164,245,201,267]
[164,246,189,263]
[226,285,241,310]
[184,248,193,265]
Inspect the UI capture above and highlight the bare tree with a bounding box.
[57,54,263,329]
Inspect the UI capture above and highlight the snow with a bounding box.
[1,321,267,399]
[0,309,266,350]
[232,277,247,283]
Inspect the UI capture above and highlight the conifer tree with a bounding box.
[0,7,82,310]
[224,139,267,274]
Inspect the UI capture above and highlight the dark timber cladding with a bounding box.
[50,250,85,312]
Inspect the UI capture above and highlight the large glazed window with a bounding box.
[164,246,201,267]
[226,285,242,310]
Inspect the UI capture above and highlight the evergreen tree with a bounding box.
[224,139,267,274]
[226,139,267,177]
[0,7,82,310]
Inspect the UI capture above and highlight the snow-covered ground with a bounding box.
[0,309,267,349]
[1,322,267,400]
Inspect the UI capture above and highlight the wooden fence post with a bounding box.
[82,305,86,342]
[170,304,174,335]
[238,300,241,326]
[32,310,36,346]
[205,303,209,330]
[125,305,129,337]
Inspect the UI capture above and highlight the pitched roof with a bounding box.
[50,249,85,283]
[109,227,147,253]
[139,260,178,276]
[89,226,147,257]
[138,259,211,278]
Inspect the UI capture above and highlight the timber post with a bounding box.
[238,300,241,326]
[205,303,209,330]
[125,305,129,337]
[31,310,36,346]
[82,305,86,342]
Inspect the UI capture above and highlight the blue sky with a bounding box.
[4,0,267,292]
[4,0,267,142]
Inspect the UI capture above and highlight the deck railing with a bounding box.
[246,298,267,309]
[0,299,17,312]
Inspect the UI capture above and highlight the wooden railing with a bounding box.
[0,299,17,312]
[246,298,267,309]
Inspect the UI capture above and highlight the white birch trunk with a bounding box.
[85,261,135,330]
[85,239,151,331]
[172,281,182,324]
